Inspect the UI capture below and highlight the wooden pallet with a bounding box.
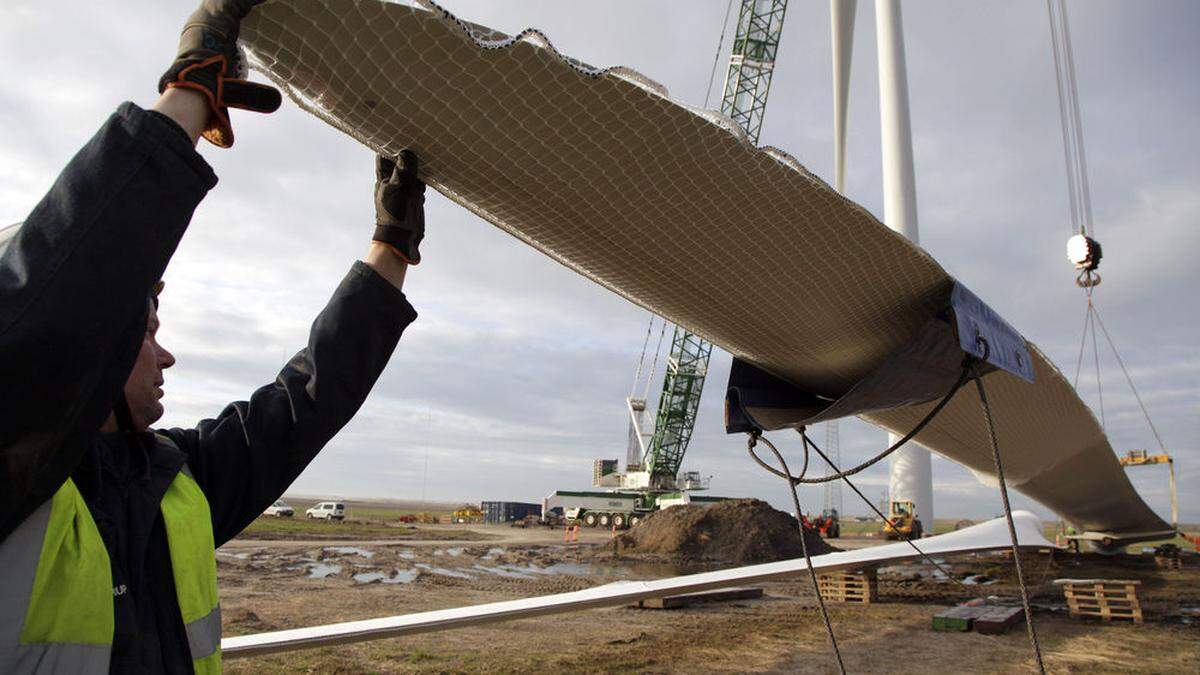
[1054,579,1142,623]
[633,586,763,609]
[817,570,877,604]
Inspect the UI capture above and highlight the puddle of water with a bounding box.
[415,563,473,579]
[962,574,996,585]
[355,568,421,584]
[396,550,416,560]
[473,565,535,580]
[481,547,505,560]
[306,563,342,579]
[385,569,421,584]
[434,547,465,557]
[324,546,374,559]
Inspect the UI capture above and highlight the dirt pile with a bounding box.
[609,499,835,564]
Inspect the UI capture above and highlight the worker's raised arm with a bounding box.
[0,103,217,540]
[0,0,280,540]
[162,153,425,544]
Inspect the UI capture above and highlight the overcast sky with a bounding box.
[2,0,1196,524]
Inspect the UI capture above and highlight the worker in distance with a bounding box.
[0,1,423,672]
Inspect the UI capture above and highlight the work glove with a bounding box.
[159,0,282,148]
[374,151,426,265]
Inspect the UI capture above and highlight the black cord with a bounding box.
[973,361,1046,674]
[798,429,982,598]
[749,431,846,674]
[747,362,973,485]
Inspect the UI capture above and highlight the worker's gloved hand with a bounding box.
[159,0,282,148]
[374,151,426,265]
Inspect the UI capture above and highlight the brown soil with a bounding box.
[607,499,835,564]
[216,531,1200,674]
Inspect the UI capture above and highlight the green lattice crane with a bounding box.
[641,0,790,488]
[551,0,791,528]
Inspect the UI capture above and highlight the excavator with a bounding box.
[452,505,483,524]
[882,500,923,540]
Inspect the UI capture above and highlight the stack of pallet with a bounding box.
[1054,579,1143,623]
[816,570,877,604]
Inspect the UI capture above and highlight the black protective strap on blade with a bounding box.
[725,280,1030,434]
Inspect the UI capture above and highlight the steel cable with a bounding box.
[797,429,983,599]
[973,359,1047,674]
[745,362,973,485]
[1090,302,1167,452]
[703,0,736,109]
[748,432,846,674]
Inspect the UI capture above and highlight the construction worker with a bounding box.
[0,1,424,672]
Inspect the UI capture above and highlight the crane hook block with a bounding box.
[1066,233,1102,272]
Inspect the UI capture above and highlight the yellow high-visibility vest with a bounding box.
[0,466,220,674]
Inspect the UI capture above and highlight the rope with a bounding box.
[748,432,846,674]
[1090,302,1167,452]
[1058,0,1095,235]
[745,362,973,485]
[1071,300,1090,388]
[972,356,1046,674]
[1071,297,1107,430]
[1088,305,1105,429]
[1046,0,1080,234]
[1046,0,1094,237]
[703,0,736,109]
[798,429,983,598]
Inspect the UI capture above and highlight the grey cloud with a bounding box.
[3,0,1195,522]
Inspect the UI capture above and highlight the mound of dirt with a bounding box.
[608,499,836,564]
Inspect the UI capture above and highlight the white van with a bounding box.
[263,499,294,517]
[305,502,345,521]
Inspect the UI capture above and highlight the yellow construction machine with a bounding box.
[882,500,923,540]
[453,505,484,524]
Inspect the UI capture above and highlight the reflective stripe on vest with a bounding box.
[0,479,113,673]
[0,466,221,674]
[161,467,221,674]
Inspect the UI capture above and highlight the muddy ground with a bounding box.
[218,524,1199,673]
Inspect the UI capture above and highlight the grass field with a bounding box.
[239,504,477,541]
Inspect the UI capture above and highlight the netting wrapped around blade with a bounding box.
[238,0,1169,538]
[240,0,948,394]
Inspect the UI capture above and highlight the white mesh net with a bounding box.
[239,0,1168,537]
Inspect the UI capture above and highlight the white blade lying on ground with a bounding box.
[223,511,1055,658]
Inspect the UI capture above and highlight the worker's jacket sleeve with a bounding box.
[161,263,417,546]
[0,103,216,541]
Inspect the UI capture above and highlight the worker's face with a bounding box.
[123,300,175,431]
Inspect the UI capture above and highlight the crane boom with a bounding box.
[641,0,789,485]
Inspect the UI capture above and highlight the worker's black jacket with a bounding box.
[0,103,417,672]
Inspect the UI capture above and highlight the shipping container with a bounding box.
[482,501,542,524]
